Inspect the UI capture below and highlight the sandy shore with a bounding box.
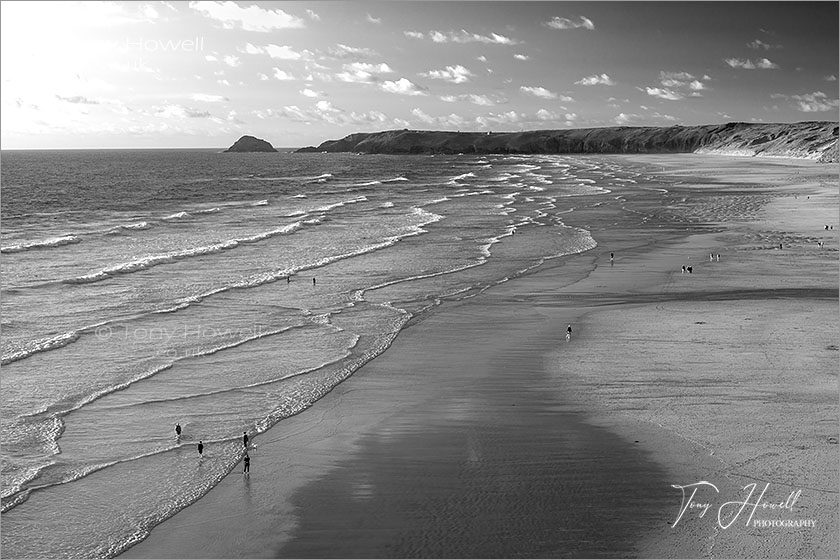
[121,155,838,559]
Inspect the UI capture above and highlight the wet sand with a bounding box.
[121,155,838,559]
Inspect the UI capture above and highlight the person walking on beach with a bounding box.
[566,324,572,341]
[243,452,250,474]
[312,277,316,285]
[198,441,204,455]
[243,432,249,448]
[175,424,181,437]
[610,252,614,263]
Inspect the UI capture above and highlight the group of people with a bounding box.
[175,424,251,473]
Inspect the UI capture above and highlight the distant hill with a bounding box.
[225,135,277,153]
[296,122,838,162]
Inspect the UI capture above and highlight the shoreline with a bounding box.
[121,154,838,559]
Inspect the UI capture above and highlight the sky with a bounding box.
[1,1,837,149]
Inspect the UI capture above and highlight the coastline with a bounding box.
[121,154,838,559]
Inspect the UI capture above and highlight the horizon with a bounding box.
[2,1,838,150]
[1,118,836,151]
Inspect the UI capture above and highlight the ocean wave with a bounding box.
[1,235,81,254]
[63,222,305,286]
[447,172,476,184]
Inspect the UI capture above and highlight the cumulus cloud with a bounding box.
[154,104,212,118]
[614,112,640,125]
[575,73,615,86]
[514,54,529,61]
[404,31,424,39]
[300,88,323,98]
[330,44,378,58]
[270,101,392,127]
[724,57,779,69]
[427,29,517,45]
[653,71,709,97]
[439,93,500,106]
[380,78,428,96]
[242,43,309,60]
[189,1,305,31]
[535,109,577,125]
[272,68,295,81]
[421,65,473,84]
[190,93,228,102]
[55,95,100,104]
[644,87,683,101]
[336,62,394,83]
[790,91,839,112]
[306,9,319,21]
[520,86,556,99]
[545,16,594,30]
[366,14,381,24]
[223,55,240,67]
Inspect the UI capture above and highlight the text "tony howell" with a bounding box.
[671,481,815,530]
[126,37,205,53]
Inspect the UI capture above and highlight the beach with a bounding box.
[120,154,838,559]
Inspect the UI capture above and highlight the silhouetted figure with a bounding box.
[287,277,291,283]
[313,277,316,285]
[682,265,686,274]
[610,252,614,263]
[175,424,181,437]
[198,441,204,455]
[566,324,572,341]
[243,432,249,448]
[687,266,693,274]
[716,254,720,262]
[243,452,250,474]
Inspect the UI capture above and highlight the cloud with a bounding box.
[427,30,517,45]
[191,93,228,102]
[825,75,838,82]
[154,104,212,118]
[514,54,529,61]
[300,88,323,98]
[653,71,709,97]
[575,73,615,86]
[644,87,683,101]
[404,31,425,39]
[520,86,556,99]
[477,55,487,62]
[272,68,295,81]
[271,101,394,127]
[725,57,778,69]
[614,112,640,125]
[257,73,269,81]
[336,62,394,83]
[421,65,473,84]
[241,43,310,60]
[411,108,469,128]
[545,16,595,30]
[439,93,501,106]
[330,44,378,58]
[223,55,240,67]
[189,1,305,31]
[380,78,428,96]
[55,95,100,104]
[790,91,839,112]
[535,109,577,125]
[366,14,381,24]
[306,9,320,21]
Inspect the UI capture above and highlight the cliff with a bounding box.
[296,122,838,162]
[225,135,277,153]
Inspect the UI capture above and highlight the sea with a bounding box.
[1,148,654,558]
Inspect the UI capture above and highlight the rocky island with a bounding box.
[225,135,277,153]
[296,121,838,162]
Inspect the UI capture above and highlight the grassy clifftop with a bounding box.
[296,122,838,162]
